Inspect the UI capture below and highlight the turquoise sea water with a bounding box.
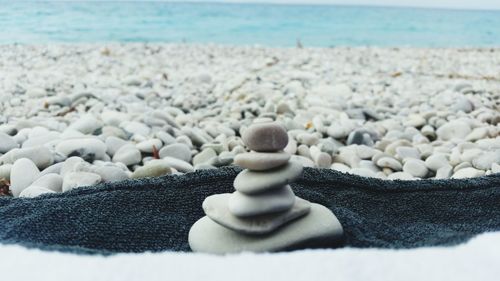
[1,2,500,47]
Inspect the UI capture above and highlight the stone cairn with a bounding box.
[189,121,343,254]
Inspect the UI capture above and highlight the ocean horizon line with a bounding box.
[12,0,500,12]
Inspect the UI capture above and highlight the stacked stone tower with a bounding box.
[189,121,343,254]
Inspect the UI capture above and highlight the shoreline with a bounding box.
[2,42,500,49]
[0,44,499,197]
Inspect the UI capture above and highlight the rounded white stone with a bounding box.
[403,159,428,178]
[376,157,402,171]
[159,143,192,162]
[10,158,40,197]
[112,145,142,166]
[425,154,449,172]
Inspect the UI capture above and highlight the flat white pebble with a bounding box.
[62,172,102,192]
[19,186,56,198]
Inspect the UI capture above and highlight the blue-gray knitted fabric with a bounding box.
[1,167,499,254]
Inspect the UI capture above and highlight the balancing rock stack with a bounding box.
[189,121,343,254]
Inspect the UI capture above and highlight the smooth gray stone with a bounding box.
[189,203,344,254]
[234,151,290,171]
[346,130,364,145]
[10,158,40,197]
[234,161,303,194]
[228,186,295,217]
[159,143,192,163]
[203,193,310,235]
[242,122,288,152]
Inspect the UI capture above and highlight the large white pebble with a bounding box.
[10,158,40,197]
[0,146,54,169]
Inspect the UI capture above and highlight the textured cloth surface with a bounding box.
[1,232,500,281]
[0,167,499,254]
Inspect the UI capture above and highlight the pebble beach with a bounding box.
[1,44,499,198]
